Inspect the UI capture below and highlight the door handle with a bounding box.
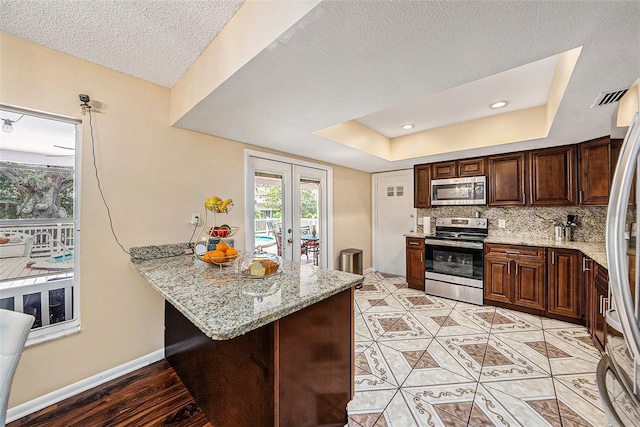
[515,263,519,275]
[579,190,583,204]
[287,238,293,244]
[582,257,590,271]
[507,262,511,274]
[523,192,526,204]
[551,251,555,264]
[420,253,423,262]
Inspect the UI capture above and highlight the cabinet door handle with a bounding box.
[507,262,511,274]
[579,190,583,204]
[458,166,461,176]
[408,241,420,246]
[506,250,520,255]
[515,263,519,275]
[582,257,590,271]
[420,253,423,262]
[551,251,555,264]
[523,192,526,204]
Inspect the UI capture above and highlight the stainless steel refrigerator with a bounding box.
[600,104,640,426]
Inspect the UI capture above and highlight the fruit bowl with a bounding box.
[207,225,240,238]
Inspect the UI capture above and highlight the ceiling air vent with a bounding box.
[591,88,629,108]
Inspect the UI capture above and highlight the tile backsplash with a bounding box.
[417,205,622,242]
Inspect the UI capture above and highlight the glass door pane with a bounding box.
[294,165,327,268]
[248,157,292,260]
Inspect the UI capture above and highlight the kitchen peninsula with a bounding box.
[131,244,363,427]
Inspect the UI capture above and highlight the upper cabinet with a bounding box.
[488,153,527,206]
[578,137,623,206]
[431,158,485,179]
[414,164,431,208]
[415,136,623,209]
[529,145,577,206]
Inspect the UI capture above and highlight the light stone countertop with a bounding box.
[405,233,608,269]
[132,252,363,341]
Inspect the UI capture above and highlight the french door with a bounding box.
[245,151,331,267]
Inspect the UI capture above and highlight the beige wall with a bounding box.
[0,32,372,407]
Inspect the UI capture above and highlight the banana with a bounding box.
[204,196,222,211]
[219,198,233,212]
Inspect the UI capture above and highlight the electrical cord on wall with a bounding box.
[86,102,132,257]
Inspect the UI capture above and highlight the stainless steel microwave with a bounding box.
[430,176,486,206]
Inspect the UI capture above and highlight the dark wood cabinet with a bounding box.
[488,153,527,206]
[578,137,621,206]
[513,256,546,312]
[484,244,546,315]
[529,146,577,206]
[431,158,485,179]
[547,248,582,323]
[591,263,609,352]
[414,164,430,208]
[406,237,425,290]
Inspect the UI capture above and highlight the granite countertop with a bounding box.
[131,247,363,341]
[405,233,608,269]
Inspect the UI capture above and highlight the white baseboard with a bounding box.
[7,349,164,423]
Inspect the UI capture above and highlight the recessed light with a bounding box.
[401,124,414,130]
[490,101,508,109]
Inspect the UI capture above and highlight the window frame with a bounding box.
[0,105,81,345]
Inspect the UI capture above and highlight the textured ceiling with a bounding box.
[0,0,244,88]
[1,1,639,172]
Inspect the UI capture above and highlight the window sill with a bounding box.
[26,321,80,347]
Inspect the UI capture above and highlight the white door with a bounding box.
[373,169,415,275]
[245,152,331,267]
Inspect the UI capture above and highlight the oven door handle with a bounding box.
[424,239,484,250]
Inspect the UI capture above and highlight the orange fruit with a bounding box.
[216,242,229,252]
[204,249,226,263]
[226,247,238,261]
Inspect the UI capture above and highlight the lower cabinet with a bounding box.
[547,248,582,323]
[485,244,610,352]
[484,244,546,315]
[406,237,425,290]
[589,262,609,352]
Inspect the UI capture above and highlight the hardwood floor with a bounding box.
[8,360,212,427]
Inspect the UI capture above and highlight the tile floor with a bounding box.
[347,272,608,427]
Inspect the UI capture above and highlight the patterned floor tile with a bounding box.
[376,391,421,426]
[347,388,398,426]
[479,378,560,426]
[542,329,601,375]
[478,336,551,382]
[360,293,410,314]
[401,383,477,425]
[355,342,399,391]
[355,312,375,342]
[543,327,602,360]
[413,308,490,337]
[374,312,433,342]
[347,272,622,427]
[470,385,526,426]
[604,368,640,426]
[393,289,455,310]
[490,330,552,374]
[553,373,607,427]
[376,338,432,385]
[403,339,479,387]
[459,306,543,333]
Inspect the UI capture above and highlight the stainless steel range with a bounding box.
[424,217,488,305]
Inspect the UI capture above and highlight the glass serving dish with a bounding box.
[238,247,282,279]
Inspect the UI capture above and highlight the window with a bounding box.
[0,107,80,343]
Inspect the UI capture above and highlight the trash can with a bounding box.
[340,248,363,275]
